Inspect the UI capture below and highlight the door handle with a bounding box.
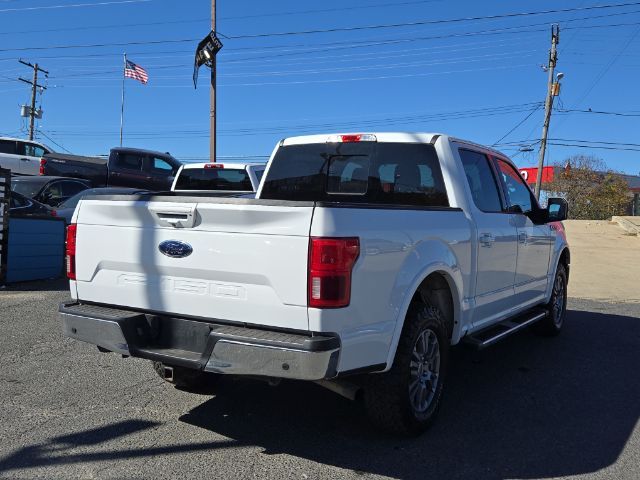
[479,233,495,247]
[20,158,30,162]
[518,232,527,244]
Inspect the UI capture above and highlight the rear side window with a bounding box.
[174,168,253,191]
[115,153,143,171]
[459,149,503,212]
[0,140,16,155]
[261,142,449,207]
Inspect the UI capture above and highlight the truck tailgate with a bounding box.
[74,198,314,331]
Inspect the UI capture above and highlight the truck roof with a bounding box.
[280,132,509,160]
[180,162,266,170]
[112,146,176,159]
[0,136,53,151]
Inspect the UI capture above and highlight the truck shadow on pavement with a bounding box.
[179,307,640,479]
[0,307,638,479]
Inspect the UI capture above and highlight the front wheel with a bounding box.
[363,302,449,435]
[534,263,568,336]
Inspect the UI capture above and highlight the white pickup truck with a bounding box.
[60,133,570,434]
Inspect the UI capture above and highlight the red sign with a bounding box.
[519,166,554,184]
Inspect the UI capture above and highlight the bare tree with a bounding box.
[547,155,630,220]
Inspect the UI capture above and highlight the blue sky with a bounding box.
[1,0,639,174]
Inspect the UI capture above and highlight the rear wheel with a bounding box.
[363,301,449,435]
[152,361,220,393]
[534,263,568,336]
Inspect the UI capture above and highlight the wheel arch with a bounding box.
[383,266,462,372]
[545,246,571,302]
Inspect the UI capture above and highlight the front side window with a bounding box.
[40,182,64,205]
[496,159,535,213]
[151,157,173,173]
[24,144,46,157]
[459,149,503,212]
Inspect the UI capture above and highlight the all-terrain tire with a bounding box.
[363,301,450,435]
[534,263,568,337]
[152,361,220,393]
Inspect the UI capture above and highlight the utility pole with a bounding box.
[210,0,217,162]
[18,60,48,141]
[534,24,560,200]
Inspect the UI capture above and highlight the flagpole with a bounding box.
[120,53,126,147]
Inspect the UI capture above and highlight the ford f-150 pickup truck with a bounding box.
[41,147,181,191]
[60,133,569,434]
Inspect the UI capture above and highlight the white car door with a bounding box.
[495,158,552,307]
[459,149,518,328]
[19,141,48,175]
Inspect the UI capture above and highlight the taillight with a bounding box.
[308,237,359,308]
[204,163,224,169]
[326,134,377,143]
[39,158,46,175]
[65,224,77,280]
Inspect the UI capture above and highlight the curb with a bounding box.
[611,216,640,236]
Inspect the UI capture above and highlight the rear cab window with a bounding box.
[260,142,449,207]
[174,166,254,191]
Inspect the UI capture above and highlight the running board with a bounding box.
[463,309,547,349]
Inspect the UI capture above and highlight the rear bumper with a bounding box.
[59,302,340,381]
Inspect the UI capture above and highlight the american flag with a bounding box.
[124,59,148,84]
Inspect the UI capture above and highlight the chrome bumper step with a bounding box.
[463,308,547,349]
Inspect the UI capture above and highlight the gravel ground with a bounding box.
[0,279,638,480]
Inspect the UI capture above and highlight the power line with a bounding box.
[547,142,640,152]
[555,108,640,117]
[492,104,543,146]
[36,130,72,153]
[220,0,444,21]
[2,4,640,54]
[223,1,640,39]
[0,0,154,14]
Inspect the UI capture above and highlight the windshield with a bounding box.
[174,168,253,191]
[11,179,44,198]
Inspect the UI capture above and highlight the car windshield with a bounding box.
[174,167,253,191]
[10,179,45,198]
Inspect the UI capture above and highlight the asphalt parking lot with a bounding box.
[1,277,639,479]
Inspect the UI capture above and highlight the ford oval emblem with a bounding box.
[159,240,193,258]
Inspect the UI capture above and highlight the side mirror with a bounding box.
[547,197,568,222]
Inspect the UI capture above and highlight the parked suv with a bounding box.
[0,137,53,175]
